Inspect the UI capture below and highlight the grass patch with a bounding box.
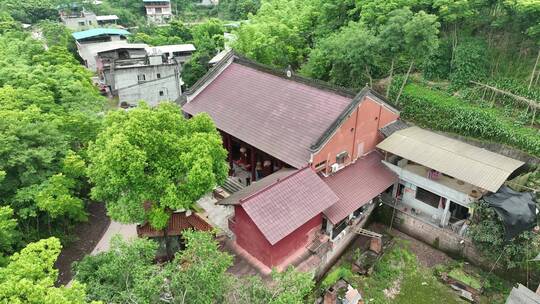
[353,241,466,304]
[448,268,482,290]
[320,265,354,290]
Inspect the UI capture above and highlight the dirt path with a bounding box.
[55,202,110,285]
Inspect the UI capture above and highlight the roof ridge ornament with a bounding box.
[286,65,293,78]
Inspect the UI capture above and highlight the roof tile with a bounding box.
[241,167,339,245]
[323,152,396,224]
[182,62,352,168]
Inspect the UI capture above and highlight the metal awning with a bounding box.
[376,127,524,192]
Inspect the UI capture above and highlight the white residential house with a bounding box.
[143,0,173,24]
[376,126,524,233]
[60,5,120,31]
[99,44,196,107]
[60,7,98,30]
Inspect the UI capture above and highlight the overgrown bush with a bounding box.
[392,83,540,156]
[449,38,489,87]
[468,201,540,269]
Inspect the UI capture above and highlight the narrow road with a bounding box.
[91,221,137,254]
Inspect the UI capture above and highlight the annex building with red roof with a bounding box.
[180,52,400,275]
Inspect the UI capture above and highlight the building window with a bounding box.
[88,20,92,25]
[415,187,441,209]
[336,151,348,165]
[155,7,162,13]
[137,74,146,81]
[159,91,164,96]
[157,73,161,79]
[78,21,85,26]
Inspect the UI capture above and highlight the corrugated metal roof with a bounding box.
[182,61,353,168]
[241,167,339,245]
[136,212,212,237]
[376,127,524,192]
[72,28,130,40]
[146,44,196,55]
[96,15,119,21]
[323,152,396,224]
[86,41,148,55]
[506,284,540,304]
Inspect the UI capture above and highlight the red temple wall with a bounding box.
[312,96,399,172]
[233,205,322,267]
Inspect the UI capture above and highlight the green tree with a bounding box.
[87,103,228,256]
[0,206,18,263]
[73,236,163,303]
[378,8,414,96]
[0,237,96,304]
[0,28,104,249]
[232,0,317,68]
[449,37,489,87]
[432,0,477,68]
[355,0,431,27]
[300,22,381,88]
[394,10,441,104]
[219,0,261,20]
[166,230,233,303]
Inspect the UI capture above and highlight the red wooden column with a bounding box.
[250,146,256,182]
[226,133,233,170]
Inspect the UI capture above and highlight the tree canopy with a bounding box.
[0,237,97,304]
[87,103,228,231]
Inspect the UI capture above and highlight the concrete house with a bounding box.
[99,44,196,107]
[60,5,97,30]
[60,5,119,31]
[143,0,173,24]
[373,126,526,261]
[72,28,131,71]
[377,126,524,233]
[181,52,399,275]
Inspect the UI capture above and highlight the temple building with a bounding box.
[180,52,400,275]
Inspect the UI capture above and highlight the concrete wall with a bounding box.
[383,162,474,207]
[233,205,323,268]
[313,203,376,279]
[62,14,98,31]
[145,4,173,24]
[113,63,181,106]
[389,206,487,266]
[312,96,399,174]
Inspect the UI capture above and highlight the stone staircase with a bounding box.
[221,177,245,194]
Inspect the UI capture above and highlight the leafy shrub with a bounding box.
[321,265,354,290]
[394,83,540,156]
[449,37,489,87]
[468,201,540,269]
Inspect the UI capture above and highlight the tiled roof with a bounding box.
[182,60,353,168]
[217,168,296,205]
[379,119,409,138]
[323,152,397,224]
[241,167,339,245]
[136,212,212,237]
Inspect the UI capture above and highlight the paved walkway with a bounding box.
[197,194,234,236]
[91,221,137,254]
